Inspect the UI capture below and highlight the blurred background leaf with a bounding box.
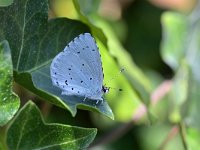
[161,1,200,127]
[160,1,200,149]
[73,0,108,47]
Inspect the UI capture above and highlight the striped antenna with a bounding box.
[104,68,124,91]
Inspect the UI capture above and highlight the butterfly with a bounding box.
[50,33,109,104]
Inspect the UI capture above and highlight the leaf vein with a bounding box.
[16,0,29,70]
[33,130,96,150]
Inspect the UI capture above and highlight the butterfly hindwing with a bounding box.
[50,33,104,100]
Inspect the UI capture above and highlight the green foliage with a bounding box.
[0,40,20,126]
[160,2,200,149]
[0,0,13,6]
[1,0,200,149]
[161,5,200,126]
[7,101,97,150]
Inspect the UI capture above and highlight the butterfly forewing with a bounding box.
[65,33,103,89]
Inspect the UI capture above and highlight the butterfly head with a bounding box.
[102,86,110,94]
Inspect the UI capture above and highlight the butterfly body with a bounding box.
[50,33,107,103]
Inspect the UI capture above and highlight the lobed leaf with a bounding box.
[7,101,97,150]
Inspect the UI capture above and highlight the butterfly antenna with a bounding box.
[104,68,125,87]
[109,87,123,92]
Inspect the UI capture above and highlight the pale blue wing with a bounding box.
[64,33,103,91]
[50,33,103,100]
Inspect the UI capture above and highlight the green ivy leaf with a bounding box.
[0,0,114,119]
[0,40,20,126]
[161,12,188,70]
[0,0,13,6]
[7,101,97,150]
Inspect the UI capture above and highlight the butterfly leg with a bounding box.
[83,96,87,101]
[96,99,103,104]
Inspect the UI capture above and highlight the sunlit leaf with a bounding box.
[7,101,97,150]
[0,40,20,126]
[72,0,107,47]
[96,19,152,105]
[187,127,200,149]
